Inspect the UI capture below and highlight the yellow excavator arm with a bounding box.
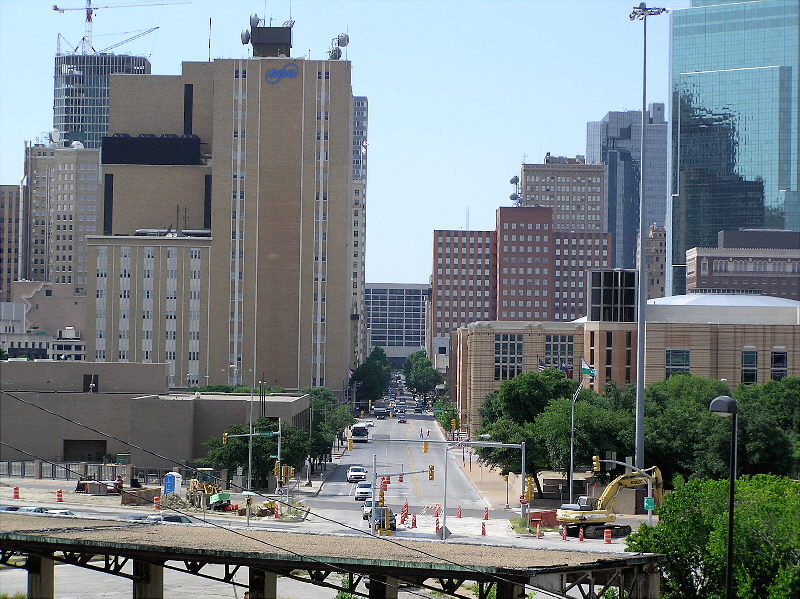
[596,466,663,513]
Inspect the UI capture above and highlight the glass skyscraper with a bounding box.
[668,0,799,293]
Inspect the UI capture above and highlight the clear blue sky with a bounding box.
[0,0,688,284]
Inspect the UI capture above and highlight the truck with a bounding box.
[556,466,663,538]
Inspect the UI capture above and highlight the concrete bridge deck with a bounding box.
[1,514,663,598]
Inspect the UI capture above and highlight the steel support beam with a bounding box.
[368,574,399,599]
[248,568,278,599]
[133,559,164,599]
[27,553,55,599]
[496,579,526,599]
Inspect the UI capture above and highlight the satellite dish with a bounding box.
[70,141,84,149]
[241,29,250,45]
[510,192,520,203]
[510,175,519,185]
[329,47,342,60]
[250,13,260,28]
[50,129,60,143]
[337,33,350,47]
[282,20,295,28]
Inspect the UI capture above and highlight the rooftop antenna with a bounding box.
[466,207,470,230]
[208,17,211,61]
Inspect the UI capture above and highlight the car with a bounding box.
[16,506,47,513]
[125,515,150,521]
[146,514,191,524]
[0,506,20,512]
[372,506,397,531]
[362,499,376,519]
[346,465,368,483]
[397,416,407,423]
[354,481,372,501]
[46,509,75,516]
[413,406,423,413]
[364,419,375,427]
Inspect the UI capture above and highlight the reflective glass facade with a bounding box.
[669,0,799,293]
[54,54,151,149]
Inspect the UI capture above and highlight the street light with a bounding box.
[629,2,668,471]
[709,395,738,599]
[567,377,588,504]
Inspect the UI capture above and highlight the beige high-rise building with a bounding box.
[87,26,356,393]
[21,144,101,294]
[520,154,605,233]
[636,225,666,299]
[0,185,21,302]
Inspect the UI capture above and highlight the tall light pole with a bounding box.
[629,2,667,470]
[709,395,738,599]
[567,375,588,504]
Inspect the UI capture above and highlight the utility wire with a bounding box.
[0,441,436,599]
[1,390,537,595]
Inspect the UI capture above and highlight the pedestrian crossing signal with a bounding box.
[422,441,429,453]
[274,461,280,477]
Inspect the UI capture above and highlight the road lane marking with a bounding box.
[406,445,420,498]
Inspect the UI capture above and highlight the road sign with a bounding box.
[236,466,243,476]
[269,455,278,459]
[643,497,655,511]
[433,409,443,413]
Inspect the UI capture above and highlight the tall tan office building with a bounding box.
[519,154,605,233]
[21,144,101,293]
[87,26,356,392]
[0,185,21,301]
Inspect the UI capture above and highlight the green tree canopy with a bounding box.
[408,359,441,395]
[626,475,800,599]
[351,347,392,402]
[403,350,428,380]
[302,387,355,459]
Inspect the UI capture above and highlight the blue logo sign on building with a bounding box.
[265,63,298,84]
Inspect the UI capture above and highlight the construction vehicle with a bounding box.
[556,466,663,538]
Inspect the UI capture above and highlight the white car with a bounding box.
[346,465,368,483]
[364,419,375,427]
[362,499,376,519]
[354,481,372,501]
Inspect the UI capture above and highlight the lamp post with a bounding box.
[709,395,738,599]
[629,2,667,471]
[567,375,588,504]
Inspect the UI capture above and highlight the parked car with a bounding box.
[354,481,372,501]
[146,514,191,524]
[347,465,368,483]
[372,506,397,531]
[125,515,150,521]
[0,506,20,512]
[47,510,75,516]
[16,506,47,513]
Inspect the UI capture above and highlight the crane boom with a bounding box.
[99,27,158,53]
[53,0,189,55]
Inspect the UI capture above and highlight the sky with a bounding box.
[0,0,689,284]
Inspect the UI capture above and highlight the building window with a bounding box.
[543,334,573,374]
[665,349,690,378]
[494,333,523,381]
[771,351,788,380]
[741,350,758,384]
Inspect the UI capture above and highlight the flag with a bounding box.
[562,362,574,379]
[361,139,368,154]
[537,358,546,372]
[581,358,596,378]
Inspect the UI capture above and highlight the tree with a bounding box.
[352,347,392,402]
[0,346,7,360]
[532,395,634,476]
[409,360,441,396]
[626,475,800,599]
[432,398,458,431]
[403,350,428,380]
[302,387,355,460]
[203,418,309,487]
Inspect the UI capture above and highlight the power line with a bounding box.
[0,390,537,595]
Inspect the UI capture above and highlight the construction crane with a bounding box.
[52,0,189,54]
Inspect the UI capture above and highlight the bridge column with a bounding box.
[368,575,399,599]
[248,568,278,599]
[496,579,526,599]
[27,553,55,599]
[133,559,164,598]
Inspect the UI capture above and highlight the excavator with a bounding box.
[556,466,663,538]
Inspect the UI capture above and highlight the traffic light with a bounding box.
[450,419,457,431]
[245,495,253,507]
[289,466,296,479]
[592,455,601,472]
[222,432,228,445]
[428,465,435,480]
[348,439,353,451]
[525,476,534,503]
[274,461,280,477]
[379,490,385,506]
[422,441,429,454]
